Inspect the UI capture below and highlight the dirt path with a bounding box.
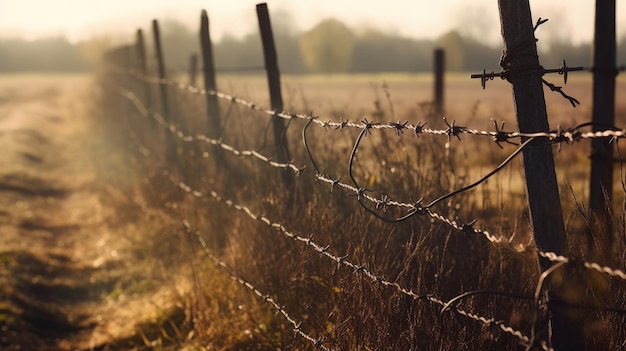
[0,75,187,350]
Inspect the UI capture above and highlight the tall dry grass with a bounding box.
[96,68,626,350]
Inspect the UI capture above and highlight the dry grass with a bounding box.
[97,69,626,350]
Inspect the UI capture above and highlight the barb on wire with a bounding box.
[181,221,331,350]
[470,16,584,108]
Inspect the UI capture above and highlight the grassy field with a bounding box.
[104,69,626,350]
[2,70,626,350]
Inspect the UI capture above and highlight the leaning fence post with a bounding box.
[256,2,292,185]
[199,10,224,167]
[497,1,584,350]
[433,48,445,116]
[152,19,177,163]
[135,29,152,115]
[588,0,616,259]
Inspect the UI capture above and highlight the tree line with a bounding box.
[0,18,622,74]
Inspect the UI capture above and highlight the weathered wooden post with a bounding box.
[588,0,616,258]
[199,10,224,167]
[189,54,198,88]
[497,1,584,350]
[433,48,445,116]
[152,19,177,163]
[135,29,152,114]
[256,2,292,185]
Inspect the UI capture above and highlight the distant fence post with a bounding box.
[123,45,133,119]
[256,2,292,186]
[135,29,152,114]
[497,1,584,350]
[588,0,616,258]
[433,48,445,116]
[152,19,177,163]
[199,10,224,167]
[189,53,198,87]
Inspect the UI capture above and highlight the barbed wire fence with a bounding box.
[99,2,626,350]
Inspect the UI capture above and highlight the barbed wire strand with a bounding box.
[108,65,626,144]
[181,220,332,350]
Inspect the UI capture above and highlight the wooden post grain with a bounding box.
[588,0,616,258]
[433,48,445,116]
[199,10,224,166]
[256,2,292,185]
[152,19,176,163]
[497,1,584,349]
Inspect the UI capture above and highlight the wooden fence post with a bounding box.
[189,53,198,87]
[135,29,152,114]
[256,2,292,185]
[433,48,445,116]
[497,1,584,350]
[588,0,616,258]
[152,19,177,163]
[199,10,224,167]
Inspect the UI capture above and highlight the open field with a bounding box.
[1,71,626,350]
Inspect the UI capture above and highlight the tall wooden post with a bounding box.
[199,10,224,167]
[497,1,583,350]
[152,19,176,163]
[256,2,292,185]
[433,48,445,116]
[588,0,616,258]
[135,29,152,114]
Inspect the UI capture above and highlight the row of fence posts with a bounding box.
[102,1,622,349]
[103,3,293,184]
[104,2,447,188]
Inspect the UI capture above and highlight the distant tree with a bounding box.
[79,36,113,69]
[299,18,354,73]
[0,37,86,72]
[436,31,465,71]
[160,20,197,73]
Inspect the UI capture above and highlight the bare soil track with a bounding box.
[0,75,187,350]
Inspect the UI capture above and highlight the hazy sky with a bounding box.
[1,1,625,45]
